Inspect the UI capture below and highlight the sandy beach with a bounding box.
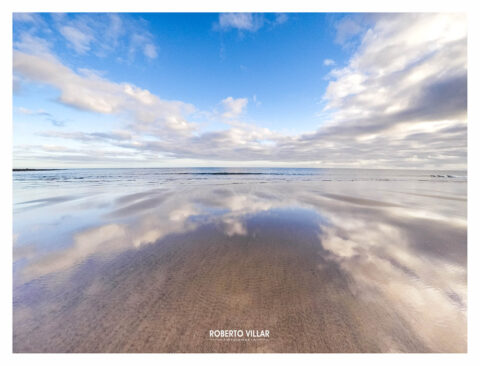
[12,174,467,353]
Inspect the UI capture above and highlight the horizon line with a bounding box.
[12,167,468,171]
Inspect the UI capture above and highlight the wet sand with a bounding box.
[13,181,467,352]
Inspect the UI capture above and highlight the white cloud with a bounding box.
[143,43,158,59]
[13,50,195,135]
[59,25,94,54]
[323,59,335,66]
[334,15,368,46]
[218,13,262,32]
[105,14,124,46]
[216,13,287,33]
[13,13,158,61]
[17,107,65,126]
[221,97,248,119]
[323,14,466,123]
[18,107,48,116]
[129,33,158,61]
[13,13,42,23]
[274,13,288,25]
[14,32,52,56]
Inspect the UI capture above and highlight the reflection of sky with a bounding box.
[13,177,467,352]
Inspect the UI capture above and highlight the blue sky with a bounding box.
[13,13,467,168]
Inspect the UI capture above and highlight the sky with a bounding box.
[12,13,467,169]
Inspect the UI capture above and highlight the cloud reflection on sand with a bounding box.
[318,207,466,351]
[13,180,467,352]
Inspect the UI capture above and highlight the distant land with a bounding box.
[13,168,63,172]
